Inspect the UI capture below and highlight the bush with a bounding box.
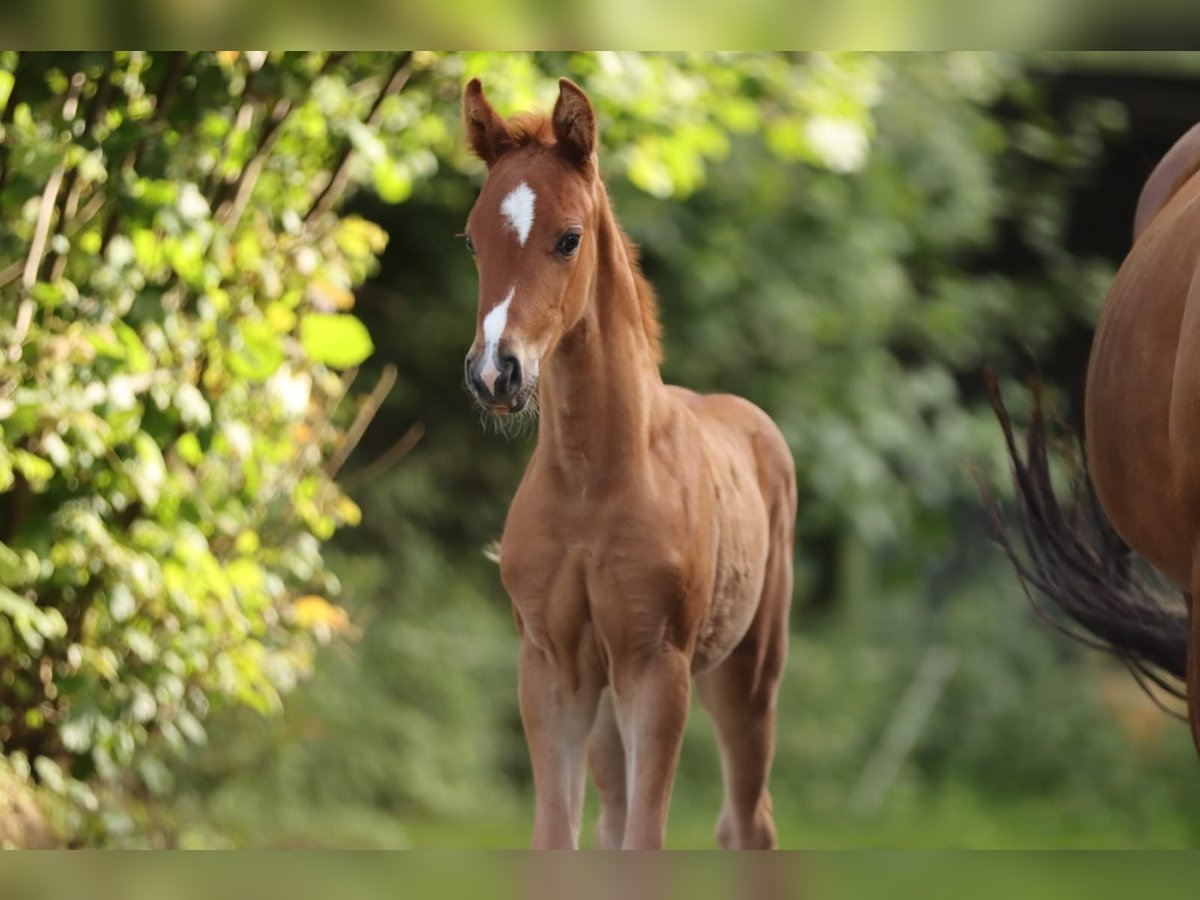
[0,51,415,835]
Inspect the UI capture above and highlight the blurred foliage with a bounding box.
[4,52,1198,848]
[0,51,413,837]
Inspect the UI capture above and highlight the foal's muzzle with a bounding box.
[465,348,528,413]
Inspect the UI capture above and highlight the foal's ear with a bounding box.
[463,79,515,169]
[552,78,596,168]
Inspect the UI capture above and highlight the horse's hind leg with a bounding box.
[697,539,791,849]
[587,688,627,849]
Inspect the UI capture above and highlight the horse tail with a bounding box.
[1134,122,1200,241]
[982,373,1191,727]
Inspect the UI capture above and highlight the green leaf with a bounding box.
[33,757,67,794]
[11,450,54,488]
[129,433,167,507]
[116,323,153,373]
[229,319,285,382]
[0,70,13,110]
[299,313,374,368]
[175,432,204,466]
[372,160,413,204]
[0,586,67,653]
[334,216,388,259]
[60,715,93,754]
[124,629,158,663]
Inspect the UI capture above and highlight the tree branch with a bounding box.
[340,422,425,493]
[207,52,352,222]
[100,52,191,255]
[1,164,64,366]
[325,363,398,477]
[22,164,65,292]
[217,98,294,230]
[305,52,413,224]
[48,55,115,283]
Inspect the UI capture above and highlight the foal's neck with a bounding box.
[536,196,664,482]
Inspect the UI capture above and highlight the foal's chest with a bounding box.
[499,448,767,673]
[503,467,692,654]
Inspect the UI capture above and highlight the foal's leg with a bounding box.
[696,644,783,849]
[697,546,791,849]
[611,647,692,849]
[587,688,627,849]
[519,639,602,849]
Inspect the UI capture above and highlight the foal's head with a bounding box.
[461,78,600,415]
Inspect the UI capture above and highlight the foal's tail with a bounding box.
[982,373,1192,727]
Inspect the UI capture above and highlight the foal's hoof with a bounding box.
[717,812,777,849]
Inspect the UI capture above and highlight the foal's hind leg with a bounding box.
[697,542,791,849]
[587,688,627,849]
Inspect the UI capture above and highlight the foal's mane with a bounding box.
[508,113,663,364]
[508,112,556,150]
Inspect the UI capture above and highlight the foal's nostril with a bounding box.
[495,352,522,399]
[465,353,483,396]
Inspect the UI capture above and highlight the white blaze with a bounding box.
[479,288,514,395]
[500,181,536,247]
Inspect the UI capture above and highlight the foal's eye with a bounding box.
[555,231,581,257]
[463,235,475,256]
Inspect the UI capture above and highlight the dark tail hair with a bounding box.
[982,372,1190,715]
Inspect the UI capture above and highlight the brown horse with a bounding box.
[991,122,1200,754]
[460,78,797,849]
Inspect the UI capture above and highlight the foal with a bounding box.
[461,78,797,850]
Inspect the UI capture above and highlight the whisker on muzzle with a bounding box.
[472,389,540,440]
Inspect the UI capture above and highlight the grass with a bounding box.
[402,779,1199,850]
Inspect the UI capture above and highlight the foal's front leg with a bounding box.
[519,639,602,849]
[611,647,692,849]
[588,688,628,849]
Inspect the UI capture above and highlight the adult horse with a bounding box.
[991,123,1200,753]
[460,78,797,849]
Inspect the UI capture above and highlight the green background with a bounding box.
[1,51,1198,848]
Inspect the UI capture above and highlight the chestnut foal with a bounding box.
[461,79,797,850]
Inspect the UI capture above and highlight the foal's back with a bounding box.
[666,385,797,672]
[669,385,795,515]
